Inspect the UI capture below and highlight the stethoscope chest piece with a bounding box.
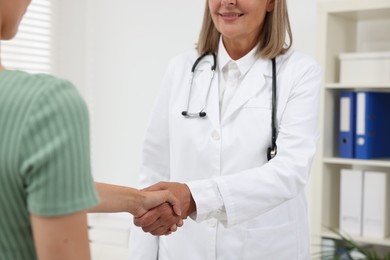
[267,146,277,161]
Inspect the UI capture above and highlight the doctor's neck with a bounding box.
[222,37,258,60]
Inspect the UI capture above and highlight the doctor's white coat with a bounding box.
[128,48,322,260]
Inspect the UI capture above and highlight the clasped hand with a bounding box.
[134,182,196,236]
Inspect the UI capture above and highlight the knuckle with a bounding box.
[151,230,160,236]
[141,217,148,225]
[136,216,151,227]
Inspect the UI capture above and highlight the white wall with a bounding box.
[54,0,334,258]
[56,0,203,186]
[56,0,331,187]
[288,0,318,58]
[54,0,88,96]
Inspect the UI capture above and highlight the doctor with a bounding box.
[129,0,321,259]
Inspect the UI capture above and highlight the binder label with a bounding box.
[340,97,351,131]
[356,92,366,135]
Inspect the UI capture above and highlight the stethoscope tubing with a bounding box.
[182,53,277,160]
[182,53,216,118]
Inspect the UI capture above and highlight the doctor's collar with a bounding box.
[217,38,259,77]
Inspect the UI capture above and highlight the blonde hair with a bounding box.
[196,0,293,59]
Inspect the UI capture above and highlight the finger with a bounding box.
[142,220,164,233]
[140,208,177,233]
[141,214,180,233]
[170,224,177,232]
[176,219,184,227]
[149,225,173,236]
[135,203,179,228]
[133,206,162,227]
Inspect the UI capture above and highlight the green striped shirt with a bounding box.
[0,70,99,260]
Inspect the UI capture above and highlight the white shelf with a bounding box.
[319,0,390,15]
[325,83,390,89]
[312,0,390,257]
[323,157,390,168]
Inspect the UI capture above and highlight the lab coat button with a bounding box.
[208,218,217,227]
[211,131,220,141]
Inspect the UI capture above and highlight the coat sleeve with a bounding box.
[127,60,175,260]
[188,56,322,227]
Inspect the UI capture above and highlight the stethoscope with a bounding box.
[181,53,277,161]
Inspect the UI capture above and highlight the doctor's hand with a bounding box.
[133,182,196,236]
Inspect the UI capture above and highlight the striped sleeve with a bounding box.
[19,77,99,216]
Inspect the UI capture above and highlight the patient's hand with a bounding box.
[132,189,182,218]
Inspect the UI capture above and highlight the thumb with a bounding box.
[162,190,182,216]
[142,182,166,192]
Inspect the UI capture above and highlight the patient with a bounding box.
[0,1,180,259]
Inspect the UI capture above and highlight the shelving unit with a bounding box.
[311,0,390,257]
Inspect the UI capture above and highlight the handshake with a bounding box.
[132,182,196,236]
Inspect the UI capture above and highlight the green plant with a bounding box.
[314,228,390,260]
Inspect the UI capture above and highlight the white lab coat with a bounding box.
[128,48,322,260]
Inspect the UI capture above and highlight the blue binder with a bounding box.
[338,91,356,158]
[355,91,390,159]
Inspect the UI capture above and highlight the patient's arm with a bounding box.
[89,182,181,217]
[31,211,91,260]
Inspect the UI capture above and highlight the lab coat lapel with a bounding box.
[207,72,220,128]
[222,59,269,123]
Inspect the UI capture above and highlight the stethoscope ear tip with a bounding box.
[181,111,207,118]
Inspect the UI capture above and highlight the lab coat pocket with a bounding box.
[243,97,271,110]
[241,223,298,260]
[239,97,272,136]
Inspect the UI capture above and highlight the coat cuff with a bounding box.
[185,179,226,223]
